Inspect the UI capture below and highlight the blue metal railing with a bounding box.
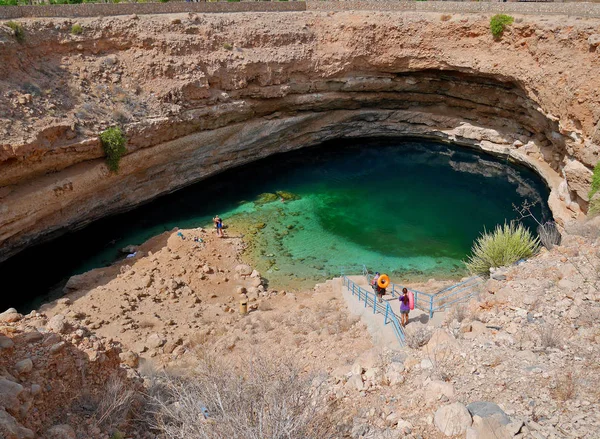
[362,266,483,318]
[342,276,405,346]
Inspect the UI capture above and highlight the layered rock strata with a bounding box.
[1,11,599,261]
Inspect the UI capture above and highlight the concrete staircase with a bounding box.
[335,275,447,349]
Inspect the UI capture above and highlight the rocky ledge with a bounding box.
[1,11,599,261]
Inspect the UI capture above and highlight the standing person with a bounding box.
[371,272,380,292]
[399,287,410,327]
[213,215,223,237]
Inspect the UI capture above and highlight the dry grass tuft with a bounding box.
[539,324,562,349]
[148,354,334,439]
[440,14,452,21]
[405,326,432,349]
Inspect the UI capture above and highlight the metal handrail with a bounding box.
[342,276,405,346]
[362,268,483,318]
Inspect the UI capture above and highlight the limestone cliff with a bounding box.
[1,10,599,261]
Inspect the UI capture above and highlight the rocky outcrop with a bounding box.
[1,11,599,261]
[0,310,140,438]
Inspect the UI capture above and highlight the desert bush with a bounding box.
[71,24,83,35]
[99,126,127,172]
[539,324,561,349]
[440,14,452,22]
[223,42,233,51]
[537,221,561,250]
[449,304,468,323]
[5,21,24,43]
[490,14,514,39]
[89,376,136,431]
[466,222,540,275]
[405,325,432,349]
[149,354,334,439]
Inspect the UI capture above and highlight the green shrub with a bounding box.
[0,0,19,6]
[5,21,24,43]
[589,162,600,216]
[490,14,514,39]
[71,24,83,35]
[223,42,233,51]
[466,222,540,275]
[99,127,127,173]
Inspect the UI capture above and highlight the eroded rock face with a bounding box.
[1,11,599,261]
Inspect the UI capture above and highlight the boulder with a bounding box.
[234,264,252,276]
[119,351,140,368]
[0,378,24,413]
[0,335,14,350]
[0,309,22,323]
[46,424,76,439]
[434,402,472,436]
[14,358,33,375]
[354,347,383,370]
[384,362,405,385]
[47,315,69,334]
[0,409,34,439]
[425,380,455,402]
[466,401,510,426]
[345,374,364,391]
[470,415,512,439]
[397,419,413,434]
[426,328,457,351]
[588,34,600,48]
[147,333,166,349]
[564,159,593,202]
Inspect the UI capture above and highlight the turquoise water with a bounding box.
[0,138,550,311]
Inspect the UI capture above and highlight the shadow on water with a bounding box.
[0,137,551,313]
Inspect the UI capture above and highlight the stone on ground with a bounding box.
[434,402,473,436]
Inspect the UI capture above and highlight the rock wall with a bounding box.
[1,10,599,261]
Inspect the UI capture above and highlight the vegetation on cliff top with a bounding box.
[466,222,540,275]
[4,21,24,43]
[589,162,600,216]
[490,14,514,39]
[100,126,127,173]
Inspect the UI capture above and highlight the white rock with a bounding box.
[425,380,455,402]
[385,362,405,385]
[47,315,69,333]
[588,34,600,47]
[345,374,364,391]
[434,402,472,436]
[234,264,252,276]
[421,359,434,369]
[147,333,166,349]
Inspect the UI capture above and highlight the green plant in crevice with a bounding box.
[465,222,540,275]
[99,126,127,173]
[490,14,514,39]
[589,161,600,216]
[5,21,25,43]
[223,42,233,51]
[71,23,83,35]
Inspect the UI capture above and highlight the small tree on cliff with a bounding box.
[490,14,514,39]
[99,126,127,173]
